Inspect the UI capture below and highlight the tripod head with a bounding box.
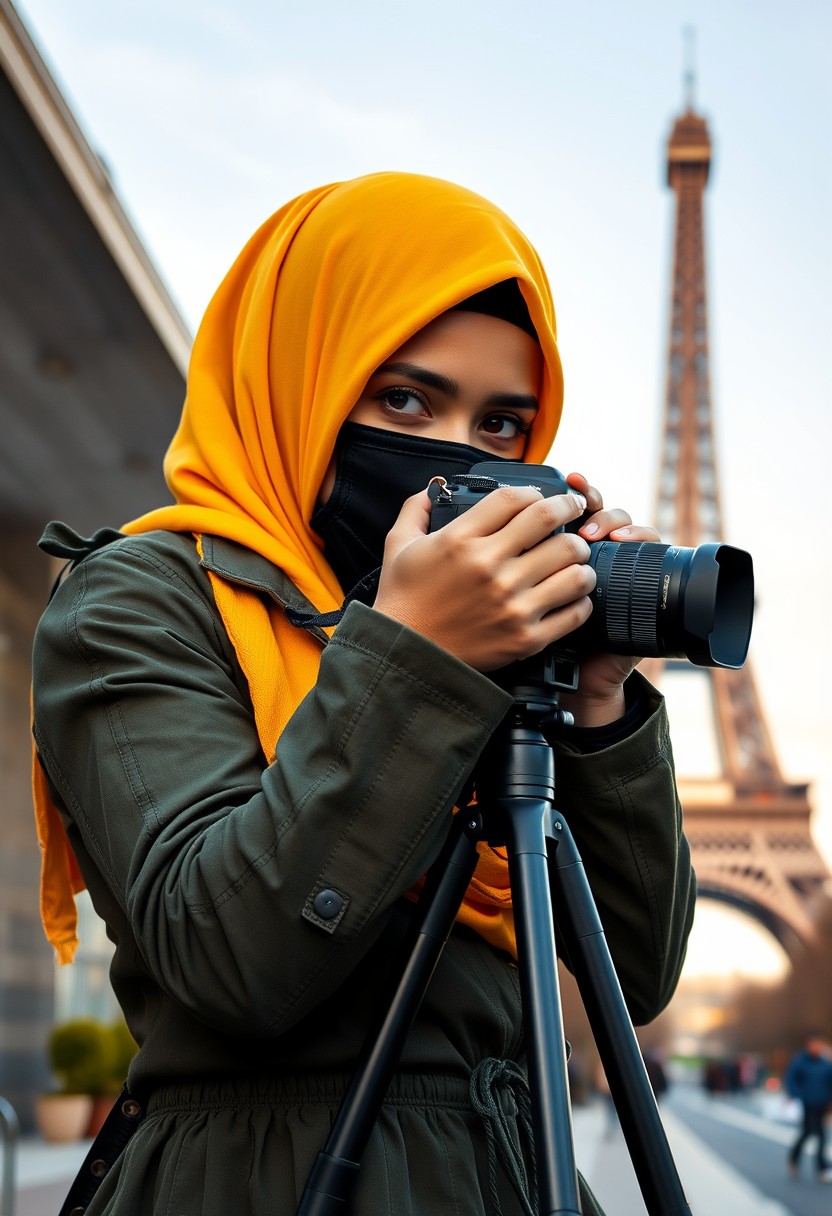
[493,646,581,708]
[474,647,580,817]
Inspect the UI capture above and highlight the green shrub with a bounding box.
[48,1018,116,1095]
[47,1016,140,1095]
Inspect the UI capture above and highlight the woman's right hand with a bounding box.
[372,484,595,672]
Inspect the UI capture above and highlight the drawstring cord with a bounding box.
[469,1058,538,1216]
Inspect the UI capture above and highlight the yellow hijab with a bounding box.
[35,172,564,963]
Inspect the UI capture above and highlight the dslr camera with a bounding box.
[427,462,753,670]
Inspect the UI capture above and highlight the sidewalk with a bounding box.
[572,1099,790,1215]
[7,1102,790,1214]
[8,1135,92,1216]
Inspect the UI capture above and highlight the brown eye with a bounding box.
[481,414,524,438]
[377,388,428,416]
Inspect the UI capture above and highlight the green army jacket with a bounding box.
[32,527,695,1096]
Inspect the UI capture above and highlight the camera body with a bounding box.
[428,462,579,527]
[427,461,754,670]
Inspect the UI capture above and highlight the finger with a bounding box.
[528,557,597,621]
[446,484,585,547]
[608,524,661,543]
[492,489,588,557]
[566,471,603,514]
[510,530,591,591]
[476,586,595,672]
[488,546,596,657]
[534,588,595,649]
[435,484,542,539]
[384,487,432,551]
[578,507,632,539]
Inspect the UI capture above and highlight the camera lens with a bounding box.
[576,541,754,669]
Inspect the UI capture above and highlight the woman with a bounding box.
[32,172,695,1214]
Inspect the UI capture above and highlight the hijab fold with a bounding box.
[35,172,564,962]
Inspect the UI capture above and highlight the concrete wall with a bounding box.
[0,526,58,1130]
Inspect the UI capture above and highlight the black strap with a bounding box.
[284,567,382,629]
[451,474,501,492]
[57,1084,145,1216]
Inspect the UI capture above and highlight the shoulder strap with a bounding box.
[57,1084,145,1216]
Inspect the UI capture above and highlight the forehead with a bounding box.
[386,310,542,382]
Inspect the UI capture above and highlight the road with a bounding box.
[666,1085,831,1216]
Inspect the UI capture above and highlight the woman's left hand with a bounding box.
[558,471,661,728]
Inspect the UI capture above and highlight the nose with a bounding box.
[431,407,476,448]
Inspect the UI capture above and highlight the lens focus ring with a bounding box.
[592,543,671,653]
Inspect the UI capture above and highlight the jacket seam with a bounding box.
[183,645,449,917]
[328,633,503,726]
[305,686,474,930]
[308,696,426,894]
[184,652,392,915]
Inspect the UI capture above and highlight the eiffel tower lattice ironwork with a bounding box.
[640,90,829,957]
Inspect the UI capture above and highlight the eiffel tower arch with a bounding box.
[640,80,830,962]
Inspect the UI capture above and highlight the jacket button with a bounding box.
[313,889,344,920]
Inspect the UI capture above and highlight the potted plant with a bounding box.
[35,1018,115,1142]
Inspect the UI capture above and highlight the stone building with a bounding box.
[0,0,188,1128]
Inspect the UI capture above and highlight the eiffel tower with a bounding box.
[641,74,829,957]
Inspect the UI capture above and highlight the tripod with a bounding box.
[298,651,692,1215]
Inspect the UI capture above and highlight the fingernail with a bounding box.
[582,522,599,536]
[569,491,587,513]
[613,526,632,538]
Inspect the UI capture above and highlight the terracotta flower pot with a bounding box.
[35,1093,94,1142]
[86,1092,116,1137]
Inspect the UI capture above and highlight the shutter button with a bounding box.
[313,889,344,920]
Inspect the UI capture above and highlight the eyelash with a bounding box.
[486,415,532,440]
[375,387,530,440]
[376,387,429,414]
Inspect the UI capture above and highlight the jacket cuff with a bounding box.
[551,671,669,781]
[553,672,651,754]
[335,601,514,734]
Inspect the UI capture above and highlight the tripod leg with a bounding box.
[297,809,483,1216]
[546,813,691,1216]
[505,798,583,1216]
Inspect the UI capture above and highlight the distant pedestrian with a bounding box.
[644,1051,669,1103]
[703,1058,727,1095]
[785,1032,832,1182]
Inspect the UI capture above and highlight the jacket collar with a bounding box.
[198,534,331,644]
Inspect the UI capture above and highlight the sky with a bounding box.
[13,0,832,982]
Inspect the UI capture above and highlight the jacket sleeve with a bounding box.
[551,673,696,1024]
[32,536,514,1036]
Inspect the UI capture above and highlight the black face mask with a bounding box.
[311,422,510,593]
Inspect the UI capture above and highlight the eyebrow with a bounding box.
[376,362,539,413]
